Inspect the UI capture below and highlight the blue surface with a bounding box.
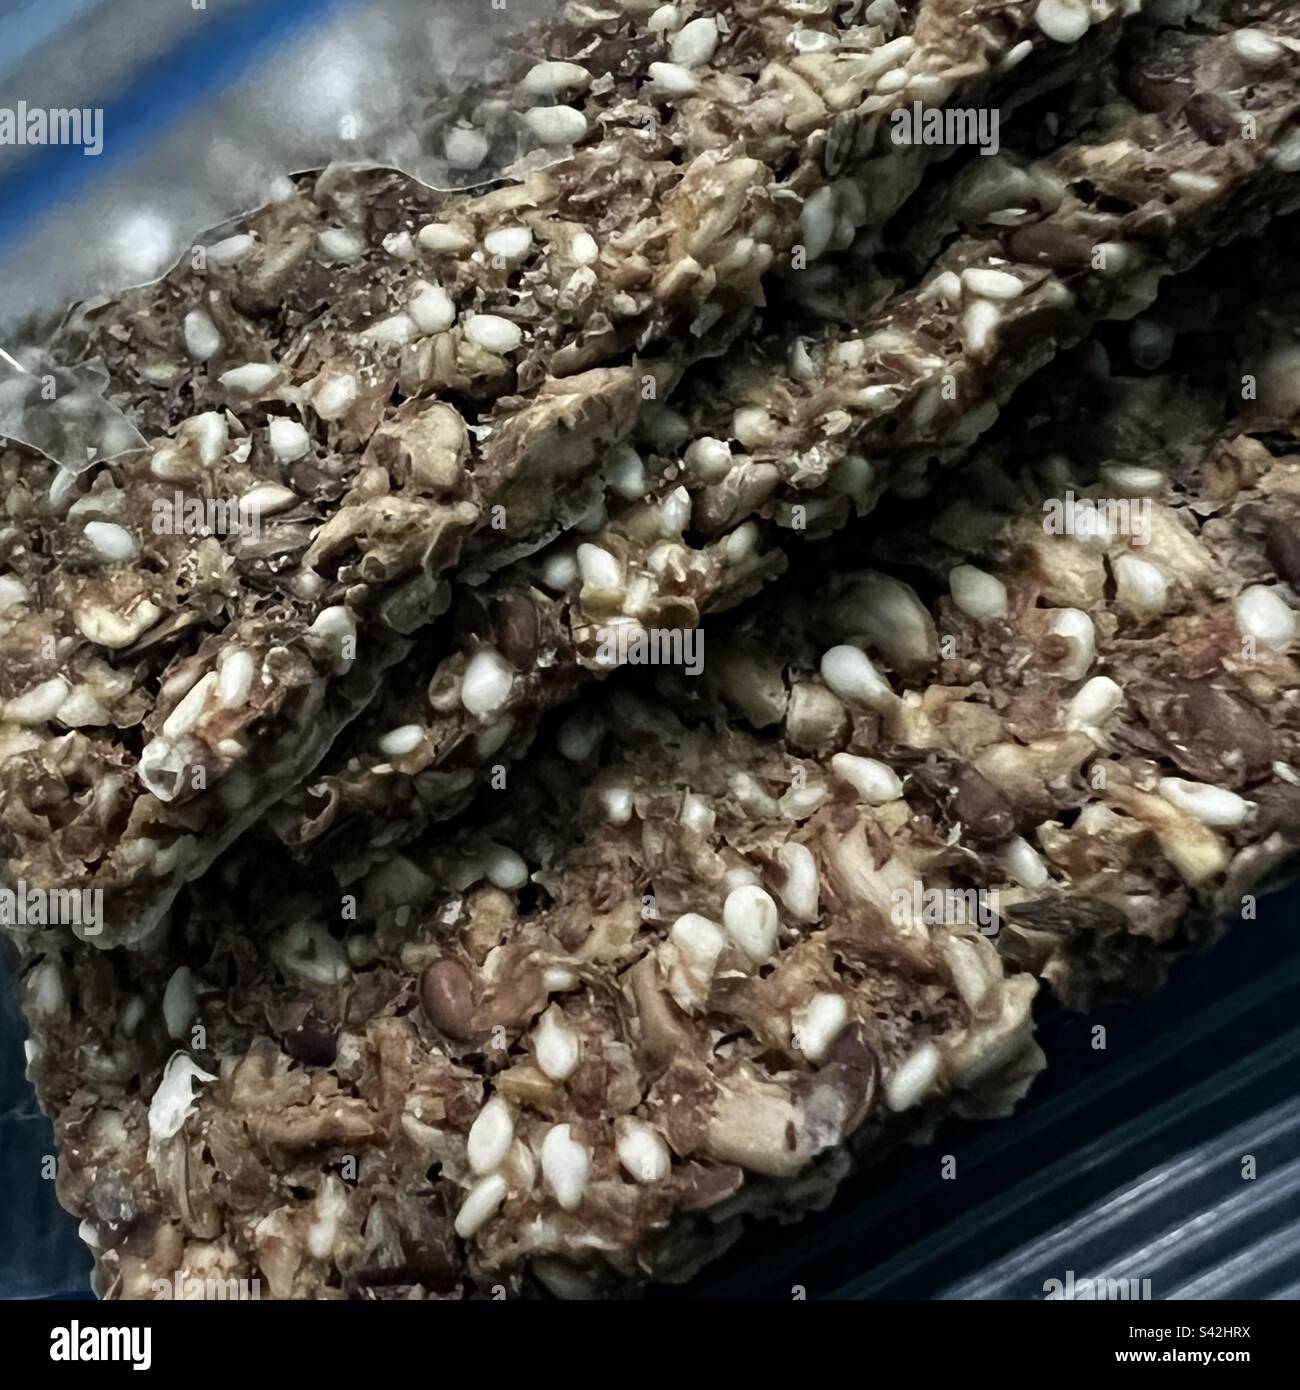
[0,0,351,256]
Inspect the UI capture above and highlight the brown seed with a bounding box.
[910,761,1017,844]
[1184,93,1239,146]
[1266,519,1300,591]
[951,767,1017,844]
[419,958,476,1038]
[495,592,542,669]
[1004,222,1097,272]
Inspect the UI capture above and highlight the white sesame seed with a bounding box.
[484,226,534,262]
[885,1041,941,1111]
[1034,0,1091,45]
[1235,585,1297,650]
[454,1173,507,1238]
[136,736,185,800]
[178,412,226,469]
[468,1096,515,1176]
[379,724,425,758]
[83,520,138,562]
[722,884,780,963]
[522,60,592,97]
[670,912,725,969]
[4,676,71,725]
[962,299,1002,356]
[599,784,635,824]
[670,15,719,68]
[571,231,599,265]
[382,230,415,260]
[648,60,699,96]
[830,753,904,805]
[606,443,646,499]
[1101,464,1167,496]
[1112,553,1168,619]
[775,842,820,923]
[418,222,475,256]
[924,270,964,307]
[1093,241,1133,277]
[218,649,255,710]
[540,550,579,591]
[541,1124,590,1210]
[534,1006,581,1082]
[1232,29,1284,68]
[660,485,693,536]
[268,417,310,463]
[679,792,715,837]
[819,645,894,711]
[950,564,1008,620]
[998,38,1035,73]
[647,5,681,35]
[312,374,357,421]
[163,672,217,740]
[360,313,418,347]
[685,435,734,482]
[183,309,223,362]
[219,363,279,394]
[76,600,163,650]
[317,227,365,263]
[793,992,849,1064]
[484,843,529,891]
[1000,836,1050,890]
[1158,778,1253,830]
[461,648,515,718]
[1169,170,1221,196]
[576,542,623,593]
[1065,675,1124,732]
[961,267,1026,301]
[616,1119,672,1183]
[308,605,357,672]
[163,966,197,1040]
[733,405,777,448]
[465,313,524,354]
[1269,128,1300,175]
[208,233,254,267]
[239,483,297,517]
[522,106,589,146]
[789,337,816,381]
[407,281,456,334]
[800,185,836,263]
[1050,608,1096,681]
